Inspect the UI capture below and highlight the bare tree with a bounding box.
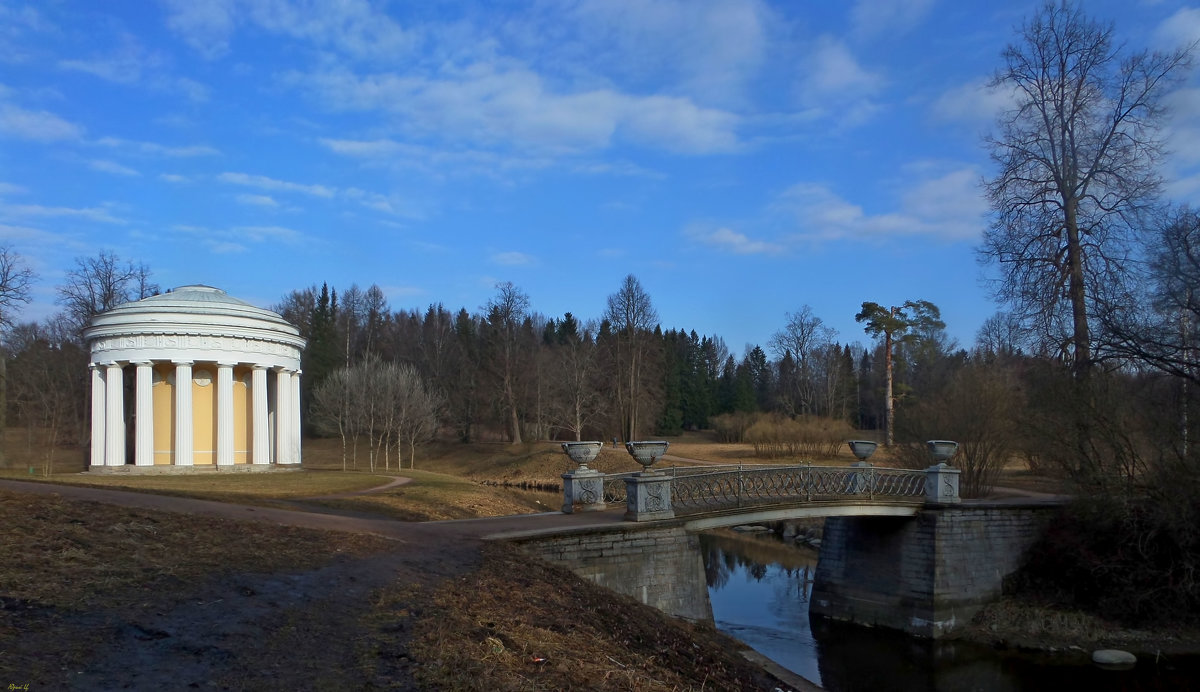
[983,1,1191,377]
[57,251,158,338]
[547,320,606,441]
[769,306,836,415]
[0,245,34,329]
[483,282,530,444]
[605,275,659,441]
[0,245,35,460]
[310,359,441,470]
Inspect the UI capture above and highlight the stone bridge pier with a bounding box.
[809,501,1058,637]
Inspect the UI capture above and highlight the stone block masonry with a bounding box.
[512,525,711,622]
[810,502,1059,637]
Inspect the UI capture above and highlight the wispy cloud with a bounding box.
[171,223,308,253]
[851,0,935,39]
[1155,7,1200,51]
[160,173,189,183]
[95,136,219,157]
[218,171,335,198]
[0,203,124,224]
[490,251,535,266]
[776,166,986,242]
[163,0,417,61]
[931,78,1018,125]
[0,103,82,141]
[0,182,28,196]
[688,226,782,255]
[796,35,883,125]
[235,193,279,207]
[295,66,740,155]
[89,159,140,176]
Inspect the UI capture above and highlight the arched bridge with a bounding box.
[561,462,959,524]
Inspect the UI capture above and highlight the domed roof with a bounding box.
[84,285,305,366]
[88,285,297,333]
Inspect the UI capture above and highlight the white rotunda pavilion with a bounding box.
[84,285,307,470]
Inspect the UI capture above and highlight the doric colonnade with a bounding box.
[84,285,307,469]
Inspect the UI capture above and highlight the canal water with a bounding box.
[699,530,1200,691]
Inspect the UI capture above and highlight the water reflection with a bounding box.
[700,529,1200,691]
[699,531,824,686]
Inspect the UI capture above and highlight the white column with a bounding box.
[275,368,291,464]
[291,369,303,465]
[174,361,194,466]
[216,362,235,466]
[104,362,125,466]
[252,366,269,464]
[134,362,154,466]
[89,364,106,468]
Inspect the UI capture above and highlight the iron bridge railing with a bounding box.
[601,465,927,515]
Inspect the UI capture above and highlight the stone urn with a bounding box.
[847,440,878,463]
[927,440,959,465]
[561,441,603,471]
[625,441,669,473]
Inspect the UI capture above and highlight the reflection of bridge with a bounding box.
[516,462,1062,638]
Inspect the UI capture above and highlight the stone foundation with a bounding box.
[810,501,1059,637]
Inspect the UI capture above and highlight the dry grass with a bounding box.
[0,489,392,612]
[7,469,389,502]
[300,469,557,521]
[963,598,1200,655]
[403,543,777,691]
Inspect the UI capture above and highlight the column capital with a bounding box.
[251,363,269,371]
[172,359,194,366]
[131,359,154,366]
[217,360,238,368]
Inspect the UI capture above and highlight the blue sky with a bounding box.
[2,0,1199,355]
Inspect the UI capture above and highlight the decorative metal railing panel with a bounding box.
[670,465,926,514]
[596,464,926,515]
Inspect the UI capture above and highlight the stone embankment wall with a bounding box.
[810,503,1058,637]
[512,525,711,622]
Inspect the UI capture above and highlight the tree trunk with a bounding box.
[885,330,894,446]
[1064,200,1092,378]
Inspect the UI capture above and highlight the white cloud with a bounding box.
[567,0,769,106]
[95,137,219,157]
[0,182,27,196]
[491,251,535,266]
[796,36,883,125]
[235,193,279,207]
[851,0,934,39]
[319,138,415,158]
[0,203,124,224]
[89,159,140,176]
[932,78,1018,125]
[689,226,782,255]
[0,104,82,141]
[298,66,740,154]
[58,37,209,101]
[380,284,425,300]
[160,173,189,183]
[163,0,416,61]
[1155,7,1200,51]
[777,166,986,242]
[170,222,307,253]
[218,171,336,198]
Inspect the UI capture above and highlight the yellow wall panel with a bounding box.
[192,367,217,464]
[152,365,174,465]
